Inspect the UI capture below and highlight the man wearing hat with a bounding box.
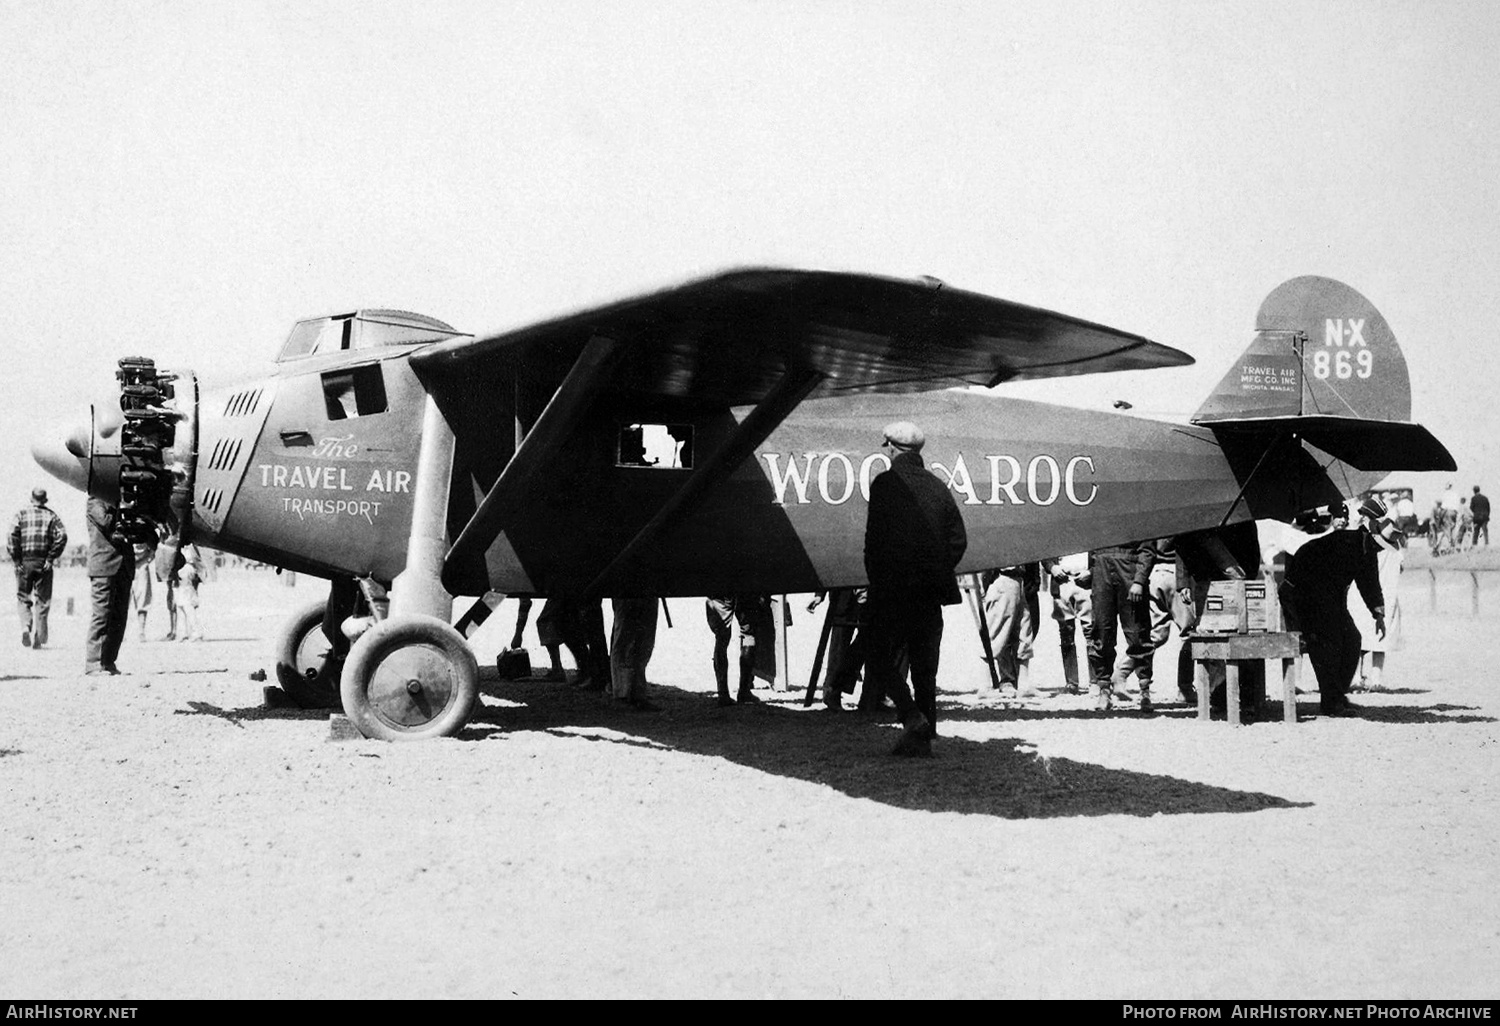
[8,488,68,648]
[1278,496,1388,717]
[863,421,968,756]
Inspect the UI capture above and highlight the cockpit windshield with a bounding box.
[277,309,466,362]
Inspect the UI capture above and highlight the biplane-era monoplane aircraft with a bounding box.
[33,269,1453,740]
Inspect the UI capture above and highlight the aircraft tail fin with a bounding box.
[1191,276,1453,472]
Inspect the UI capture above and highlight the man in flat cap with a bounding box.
[863,421,968,756]
[9,488,68,648]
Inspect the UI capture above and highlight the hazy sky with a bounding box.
[4,0,1497,542]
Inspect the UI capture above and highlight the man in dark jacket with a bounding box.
[1470,486,1490,547]
[85,497,135,675]
[863,421,968,756]
[1280,497,1387,716]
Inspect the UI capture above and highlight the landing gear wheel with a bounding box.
[274,598,343,708]
[340,615,479,741]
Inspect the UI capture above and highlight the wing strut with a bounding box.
[1217,430,1291,528]
[582,366,826,601]
[444,333,628,575]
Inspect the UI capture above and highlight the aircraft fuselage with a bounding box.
[183,350,1339,597]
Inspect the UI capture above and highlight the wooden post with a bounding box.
[775,595,791,693]
[1429,568,1438,612]
[1226,661,1242,727]
[1471,572,1480,618]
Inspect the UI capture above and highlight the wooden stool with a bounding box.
[1187,631,1302,725]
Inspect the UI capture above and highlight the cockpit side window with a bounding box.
[321,363,388,420]
[279,315,354,362]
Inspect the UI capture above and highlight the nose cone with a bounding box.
[32,413,94,497]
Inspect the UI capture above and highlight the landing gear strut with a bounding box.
[339,394,474,740]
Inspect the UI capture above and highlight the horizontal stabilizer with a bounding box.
[1205,415,1455,472]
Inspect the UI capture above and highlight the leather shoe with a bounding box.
[735,689,761,705]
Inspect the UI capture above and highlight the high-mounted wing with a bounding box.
[415,268,1193,595]
[410,267,1193,403]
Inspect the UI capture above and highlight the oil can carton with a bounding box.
[1196,579,1247,633]
[1243,571,1282,632]
[1244,580,1269,631]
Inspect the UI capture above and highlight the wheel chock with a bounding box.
[327,714,364,742]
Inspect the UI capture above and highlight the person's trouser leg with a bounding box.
[103,570,132,667]
[1017,584,1036,693]
[984,575,1022,688]
[32,569,52,645]
[1088,577,1119,691]
[15,567,31,637]
[906,603,944,736]
[866,596,917,722]
[1120,592,1154,693]
[609,597,657,701]
[705,598,732,699]
[1301,599,1353,709]
[86,576,113,669]
[723,596,767,701]
[1059,621,1080,691]
[823,622,851,706]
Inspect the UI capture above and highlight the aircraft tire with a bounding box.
[340,615,478,741]
[274,599,343,709]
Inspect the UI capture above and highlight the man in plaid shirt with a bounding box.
[9,488,68,648]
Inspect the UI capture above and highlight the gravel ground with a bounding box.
[0,566,1495,999]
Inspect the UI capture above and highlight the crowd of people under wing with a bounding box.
[497,420,1430,758]
[8,419,1449,757]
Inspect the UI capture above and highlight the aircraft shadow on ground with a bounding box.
[174,699,328,728]
[468,677,1313,820]
[945,698,1495,727]
[1346,702,1494,725]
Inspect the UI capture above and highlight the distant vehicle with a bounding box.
[1362,485,1423,537]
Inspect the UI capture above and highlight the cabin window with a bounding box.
[322,364,388,420]
[617,423,692,469]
